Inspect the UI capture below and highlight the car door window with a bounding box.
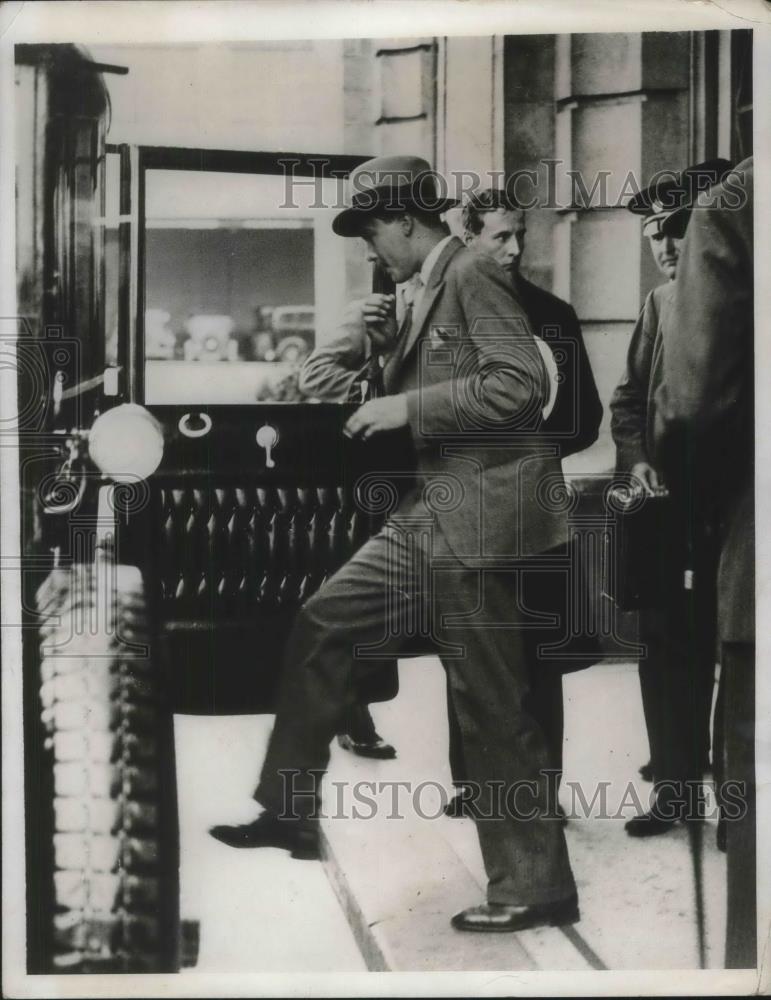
[142,167,346,404]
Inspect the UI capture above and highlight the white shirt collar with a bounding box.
[395,235,454,320]
[419,234,454,288]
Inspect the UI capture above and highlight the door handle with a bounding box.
[178,412,212,438]
[256,423,278,469]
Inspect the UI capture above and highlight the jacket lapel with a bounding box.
[398,237,463,365]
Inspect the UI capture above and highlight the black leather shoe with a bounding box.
[337,731,397,759]
[209,812,320,860]
[337,704,396,760]
[452,895,580,933]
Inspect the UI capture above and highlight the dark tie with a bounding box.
[381,281,420,392]
[363,348,386,399]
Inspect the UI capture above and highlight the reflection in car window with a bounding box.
[143,169,345,405]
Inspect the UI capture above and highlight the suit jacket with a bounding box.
[302,236,567,566]
[653,158,754,643]
[302,271,602,461]
[609,281,674,473]
[300,299,372,402]
[516,277,603,458]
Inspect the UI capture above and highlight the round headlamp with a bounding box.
[89,404,164,482]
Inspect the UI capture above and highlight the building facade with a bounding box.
[349,29,753,469]
[91,30,752,467]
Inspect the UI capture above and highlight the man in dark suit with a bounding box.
[442,189,603,816]
[654,158,754,968]
[462,188,602,458]
[211,155,579,933]
[610,161,731,836]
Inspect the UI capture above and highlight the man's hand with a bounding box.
[344,394,408,440]
[631,461,663,495]
[361,293,397,352]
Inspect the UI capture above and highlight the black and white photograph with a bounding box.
[1,1,769,996]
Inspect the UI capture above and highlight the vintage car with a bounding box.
[181,314,240,363]
[268,305,316,363]
[15,43,390,975]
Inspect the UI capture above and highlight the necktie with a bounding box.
[350,277,420,402]
[381,276,420,386]
[362,346,386,399]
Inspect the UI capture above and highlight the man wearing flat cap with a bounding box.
[211,154,580,933]
[610,159,731,836]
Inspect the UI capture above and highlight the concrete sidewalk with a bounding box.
[175,714,366,973]
[320,656,726,972]
[174,656,726,973]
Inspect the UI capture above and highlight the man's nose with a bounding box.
[506,234,522,257]
[663,236,678,256]
[364,246,379,264]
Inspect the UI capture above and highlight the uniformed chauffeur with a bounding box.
[609,159,731,836]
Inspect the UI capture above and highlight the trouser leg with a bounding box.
[638,516,718,796]
[254,527,413,817]
[447,673,467,785]
[432,543,575,906]
[448,667,564,787]
[638,607,665,775]
[642,593,716,812]
[256,518,575,906]
[339,656,399,737]
[447,550,567,790]
[531,667,564,780]
[722,642,756,969]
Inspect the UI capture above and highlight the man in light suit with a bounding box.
[211,155,579,932]
[303,188,604,790]
[654,158,754,968]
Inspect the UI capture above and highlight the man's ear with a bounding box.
[399,213,415,236]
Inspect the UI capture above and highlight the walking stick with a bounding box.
[683,493,707,970]
[687,816,707,968]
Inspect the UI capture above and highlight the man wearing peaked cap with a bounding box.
[626,158,734,234]
[211,154,581,933]
[610,158,731,837]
